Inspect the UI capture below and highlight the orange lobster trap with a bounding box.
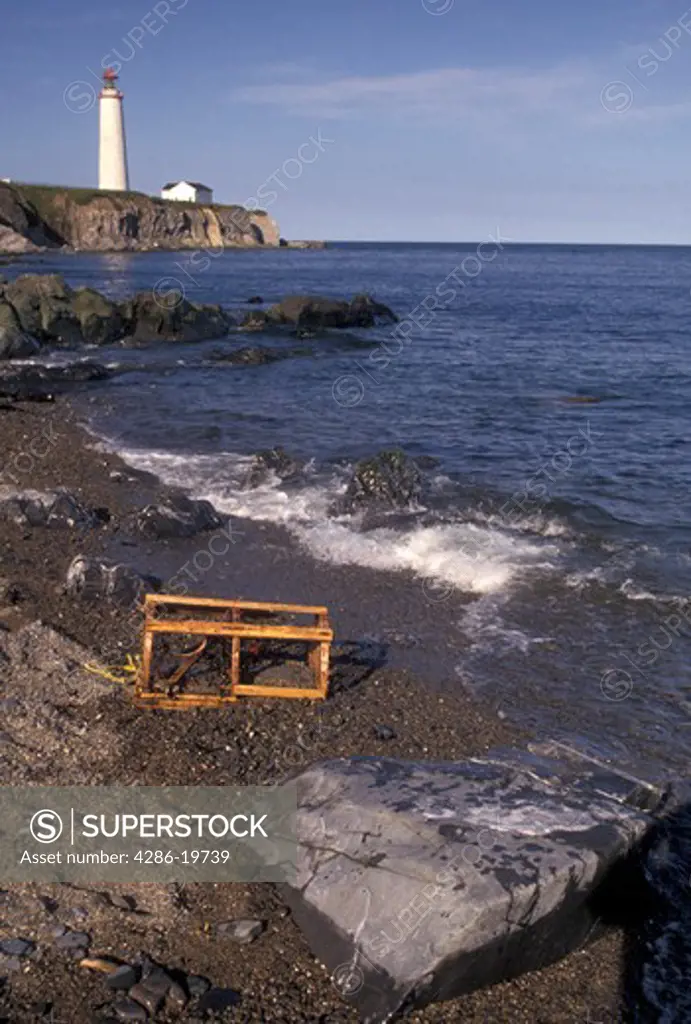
[135,594,333,709]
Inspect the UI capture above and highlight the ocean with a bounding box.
[6,241,691,783]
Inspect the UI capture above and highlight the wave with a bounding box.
[99,444,562,597]
[564,568,691,607]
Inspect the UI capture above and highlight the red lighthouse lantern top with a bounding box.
[100,67,123,99]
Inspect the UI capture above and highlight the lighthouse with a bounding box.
[98,68,130,191]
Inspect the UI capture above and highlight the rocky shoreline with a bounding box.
[0,395,630,1023]
[0,273,397,365]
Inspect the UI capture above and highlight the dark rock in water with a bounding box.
[177,300,233,341]
[625,781,691,1022]
[2,274,81,346]
[56,361,111,383]
[246,295,264,304]
[0,301,41,358]
[348,293,399,327]
[211,345,282,366]
[66,556,160,607]
[273,296,349,329]
[122,292,231,345]
[134,494,222,540]
[0,488,100,529]
[244,294,398,333]
[211,344,312,366]
[239,309,270,332]
[415,455,440,470]
[338,449,421,513]
[279,743,664,1024]
[245,447,303,488]
[0,362,111,400]
[72,287,125,346]
[0,273,233,351]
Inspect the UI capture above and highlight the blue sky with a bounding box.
[3,0,691,242]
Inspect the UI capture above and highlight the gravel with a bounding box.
[0,398,626,1023]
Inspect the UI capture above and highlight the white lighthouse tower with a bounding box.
[98,68,130,191]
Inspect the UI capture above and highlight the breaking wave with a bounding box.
[102,445,563,597]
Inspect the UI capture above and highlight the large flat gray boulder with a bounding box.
[281,743,663,1022]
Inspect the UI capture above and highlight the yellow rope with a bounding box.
[82,653,141,685]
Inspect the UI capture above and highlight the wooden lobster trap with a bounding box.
[135,594,333,709]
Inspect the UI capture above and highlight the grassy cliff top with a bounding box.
[12,183,266,216]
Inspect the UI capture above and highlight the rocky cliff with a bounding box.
[0,183,281,253]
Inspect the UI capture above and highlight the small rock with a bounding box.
[0,487,98,530]
[129,981,164,1015]
[185,975,211,998]
[0,954,22,972]
[165,982,188,1011]
[216,918,264,944]
[245,447,303,488]
[337,449,422,514]
[38,895,59,914]
[129,967,172,1014]
[51,924,67,938]
[0,938,34,957]
[30,1002,52,1017]
[105,964,139,990]
[132,952,155,975]
[109,893,137,912]
[246,296,264,304]
[374,724,396,741]
[54,930,90,951]
[69,905,89,921]
[197,987,241,1013]
[65,555,160,607]
[112,998,148,1022]
[210,344,282,367]
[134,494,222,541]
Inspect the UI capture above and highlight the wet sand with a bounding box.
[0,395,625,1022]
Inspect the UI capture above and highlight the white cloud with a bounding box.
[231,60,691,127]
[231,64,591,120]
